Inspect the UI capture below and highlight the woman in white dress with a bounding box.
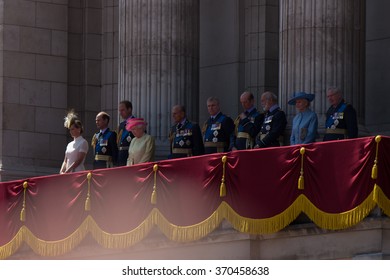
[60,111,89,173]
[126,118,155,166]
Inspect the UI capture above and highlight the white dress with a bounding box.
[65,136,89,172]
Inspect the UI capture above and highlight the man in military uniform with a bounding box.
[254,91,287,148]
[202,97,234,154]
[92,111,118,169]
[230,91,263,150]
[117,100,135,166]
[169,105,204,158]
[323,87,358,141]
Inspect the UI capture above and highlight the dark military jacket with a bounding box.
[202,112,234,154]
[169,119,204,159]
[230,108,263,150]
[92,128,118,169]
[255,107,287,148]
[117,118,135,166]
[323,100,358,141]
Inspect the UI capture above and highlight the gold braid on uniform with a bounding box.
[91,134,97,149]
[233,116,240,136]
[117,128,123,146]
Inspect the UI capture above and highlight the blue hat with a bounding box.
[288,91,315,105]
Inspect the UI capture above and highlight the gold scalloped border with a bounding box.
[2,184,387,259]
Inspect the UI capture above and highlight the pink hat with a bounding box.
[126,118,147,131]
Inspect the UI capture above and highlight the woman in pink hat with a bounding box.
[125,118,155,165]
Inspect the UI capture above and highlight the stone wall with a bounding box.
[365,0,390,135]
[199,0,279,123]
[1,0,69,180]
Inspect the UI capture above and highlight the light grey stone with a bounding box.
[3,103,35,132]
[68,8,83,33]
[19,131,51,160]
[68,60,83,86]
[20,27,51,55]
[87,8,103,34]
[85,34,102,59]
[365,39,390,126]
[20,79,51,107]
[50,82,67,109]
[3,77,20,104]
[86,59,101,86]
[85,86,101,111]
[3,51,35,79]
[50,134,68,161]
[3,130,19,157]
[68,34,83,59]
[3,0,36,27]
[36,3,68,31]
[51,30,67,56]
[52,0,69,5]
[36,55,67,83]
[3,25,20,51]
[103,5,113,33]
[69,0,82,8]
[103,33,113,58]
[200,0,239,67]
[199,63,240,119]
[35,107,66,134]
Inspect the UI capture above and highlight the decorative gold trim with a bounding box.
[0,188,380,259]
[298,147,305,190]
[220,155,227,197]
[371,135,382,179]
[20,181,29,222]
[85,172,92,211]
[151,164,158,204]
[374,184,390,217]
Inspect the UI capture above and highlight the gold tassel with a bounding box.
[298,147,305,190]
[151,164,158,205]
[298,176,304,190]
[20,181,28,222]
[371,135,382,179]
[20,208,26,222]
[85,172,92,211]
[220,155,227,197]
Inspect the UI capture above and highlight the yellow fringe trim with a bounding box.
[373,184,390,217]
[0,189,382,259]
[89,210,157,249]
[301,191,377,230]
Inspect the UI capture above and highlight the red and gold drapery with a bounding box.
[1,136,390,259]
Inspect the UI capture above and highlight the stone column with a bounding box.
[280,0,365,128]
[244,1,279,96]
[118,0,199,145]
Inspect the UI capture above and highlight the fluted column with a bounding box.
[118,0,199,141]
[280,0,365,127]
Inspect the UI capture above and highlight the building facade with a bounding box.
[0,0,390,181]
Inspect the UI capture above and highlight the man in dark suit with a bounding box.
[202,97,234,154]
[254,91,287,148]
[230,91,263,150]
[117,100,135,166]
[92,112,118,169]
[323,87,358,141]
[168,105,204,159]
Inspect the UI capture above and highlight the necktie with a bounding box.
[177,123,182,130]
